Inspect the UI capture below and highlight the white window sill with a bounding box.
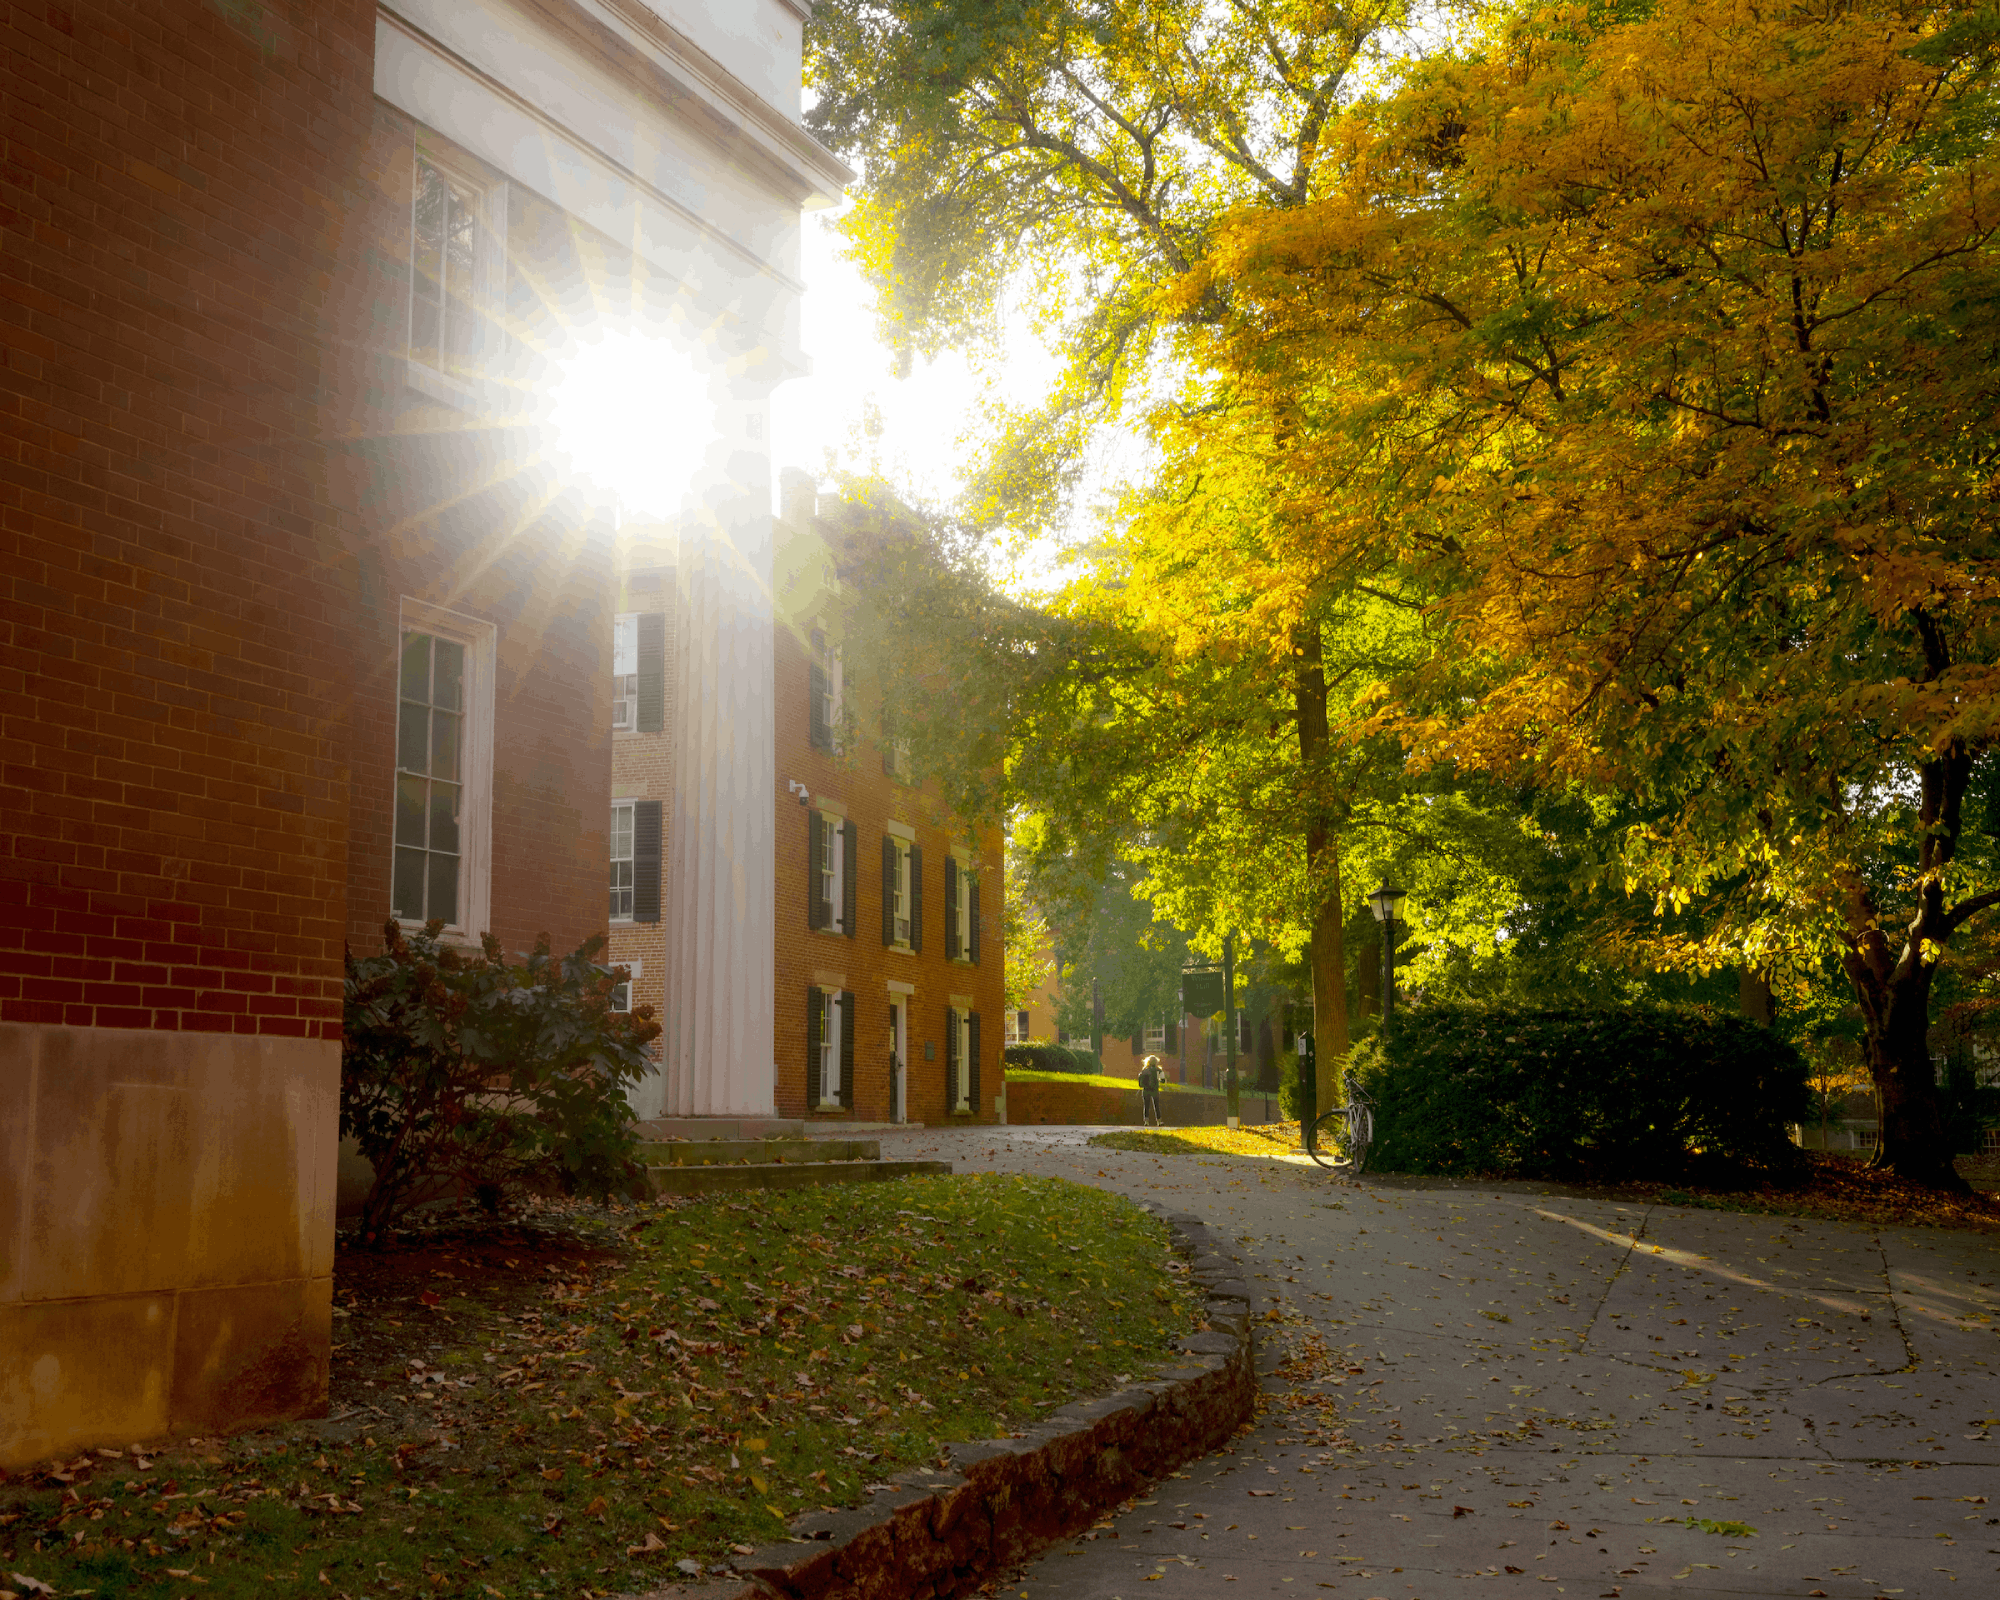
[815,1100,845,1112]
[610,917,635,927]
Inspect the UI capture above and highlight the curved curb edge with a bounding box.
[636,1201,1254,1600]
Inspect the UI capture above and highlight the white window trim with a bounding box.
[611,613,639,734]
[891,837,912,948]
[395,598,494,944]
[405,141,507,396]
[1145,1021,1166,1052]
[952,859,973,958]
[818,985,844,1109]
[610,959,641,1013]
[816,810,847,936]
[951,1006,972,1113]
[609,799,636,923]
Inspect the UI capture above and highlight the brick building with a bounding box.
[610,478,1006,1125]
[1,0,842,1468]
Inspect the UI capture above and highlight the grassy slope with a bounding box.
[0,1175,1200,1600]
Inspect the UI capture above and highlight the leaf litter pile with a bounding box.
[0,1173,1199,1600]
[1649,1151,2000,1232]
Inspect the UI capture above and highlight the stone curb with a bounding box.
[631,1202,1254,1600]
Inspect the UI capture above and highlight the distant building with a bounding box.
[609,478,1005,1124]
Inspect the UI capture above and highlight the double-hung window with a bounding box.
[609,801,635,920]
[409,152,494,379]
[1145,1020,1166,1052]
[392,606,491,937]
[808,629,842,751]
[881,834,921,949]
[610,961,640,1013]
[807,986,854,1109]
[945,1006,980,1114]
[944,858,979,962]
[809,810,856,936]
[611,616,638,731]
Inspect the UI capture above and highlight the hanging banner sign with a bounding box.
[1180,967,1226,1017]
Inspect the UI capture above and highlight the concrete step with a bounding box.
[636,1138,880,1166]
[635,1117,806,1141]
[642,1158,951,1197]
[633,1117,923,1141]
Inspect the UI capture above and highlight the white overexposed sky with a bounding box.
[769,209,1152,592]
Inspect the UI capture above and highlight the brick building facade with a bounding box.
[611,481,1006,1125]
[2,0,841,1468]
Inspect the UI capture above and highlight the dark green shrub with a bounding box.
[1003,1043,1101,1074]
[342,921,662,1239]
[1348,1003,1810,1179]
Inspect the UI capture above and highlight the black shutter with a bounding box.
[1017,1009,1030,1042]
[636,612,666,733]
[945,860,960,960]
[881,835,896,945]
[968,1011,981,1116]
[1130,1032,1143,1055]
[908,845,924,953]
[1165,1016,1179,1053]
[839,991,856,1109]
[809,661,829,750]
[945,1006,958,1112]
[808,813,828,930]
[968,875,980,964]
[807,987,824,1106]
[842,820,859,938]
[631,800,663,923]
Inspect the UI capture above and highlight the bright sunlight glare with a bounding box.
[547,328,718,518]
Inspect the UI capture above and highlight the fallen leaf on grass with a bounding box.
[626,1532,666,1557]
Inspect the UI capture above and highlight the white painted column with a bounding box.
[659,396,776,1116]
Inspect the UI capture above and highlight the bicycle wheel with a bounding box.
[1305,1107,1350,1169]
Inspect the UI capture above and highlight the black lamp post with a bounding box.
[1367,884,1408,1018]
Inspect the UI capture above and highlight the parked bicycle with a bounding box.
[1305,1085,1373,1172]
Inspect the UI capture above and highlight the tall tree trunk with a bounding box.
[1294,621,1350,1112]
[1839,734,1980,1193]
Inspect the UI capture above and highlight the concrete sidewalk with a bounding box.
[876,1125,2000,1598]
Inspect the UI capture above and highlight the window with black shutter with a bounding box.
[908,845,924,953]
[944,1006,959,1114]
[631,800,662,923]
[806,812,827,930]
[1165,1016,1179,1053]
[967,872,980,964]
[809,660,829,749]
[945,860,960,960]
[881,835,897,946]
[635,612,666,733]
[806,987,825,1105]
[839,990,855,1109]
[967,1011,981,1115]
[841,820,858,938]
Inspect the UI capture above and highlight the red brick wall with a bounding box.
[607,545,676,1023]
[0,0,376,1037]
[773,513,1005,1124]
[328,109,613,962]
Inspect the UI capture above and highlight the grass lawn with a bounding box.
[1003,1069,1225,1095]
[1089,1123,1306,1160]
[0,1174,1199,1600]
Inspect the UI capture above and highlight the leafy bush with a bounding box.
[342,921,662,1239]
[1003,1042,1101,1075]
[1348,1003,1810,1179]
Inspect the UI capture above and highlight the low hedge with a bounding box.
[1003,1042,1102,1075]
[1349,1003,1810,1179]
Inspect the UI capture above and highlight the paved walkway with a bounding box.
[876,1125,2000,1599]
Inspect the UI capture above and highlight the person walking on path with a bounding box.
[1138,1054,1164,1126]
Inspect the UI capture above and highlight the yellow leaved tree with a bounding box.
[1171,0,2000,1183]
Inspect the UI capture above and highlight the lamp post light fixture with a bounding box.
[1367,884,1408,1019]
